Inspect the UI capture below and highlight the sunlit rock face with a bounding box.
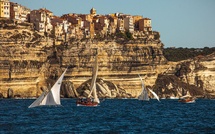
[74,78,132,99]
[153,53,215,99]
[0,27,214,99]
[181,53,215,97]
[153,74,204,99]
[61,40,167,98]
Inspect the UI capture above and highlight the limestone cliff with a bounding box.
[0,26,215,99]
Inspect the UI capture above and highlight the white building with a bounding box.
[30,8,53,33]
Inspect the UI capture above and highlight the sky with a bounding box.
[11,0,215,48]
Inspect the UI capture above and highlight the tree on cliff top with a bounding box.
[163,47,215,61]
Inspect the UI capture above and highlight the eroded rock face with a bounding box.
[61,81,77,98]
[75,78,132,98]
[153,74,204,99]
[0,27,215,99]
[150,52,215,99]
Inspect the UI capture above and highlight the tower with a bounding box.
[90,7,96,16]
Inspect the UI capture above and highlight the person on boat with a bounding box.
[77,97,84,103]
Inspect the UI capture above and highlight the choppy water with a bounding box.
[0,99,215,133]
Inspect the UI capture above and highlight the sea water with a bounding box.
[0,99,215,133]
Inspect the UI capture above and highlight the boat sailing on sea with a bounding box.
[28,68,68,108]
[138,74,160,101]
[76,49,100,107]
[178,88,195,103]
[177,85,196,103]
[178,94,195,103]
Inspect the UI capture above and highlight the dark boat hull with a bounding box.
[76,98,99,107]
[178,98,195,103]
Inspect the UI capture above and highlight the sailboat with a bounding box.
[28,68,67,108]
[178,88,195,103]
[76,52,100,107]
[148,88,160,101]
[178,94,195,103]
[138,74,160,101]
[138,74,149,101]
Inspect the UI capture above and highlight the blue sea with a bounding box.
[0,99,215,134]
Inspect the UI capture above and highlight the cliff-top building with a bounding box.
[139,18,152,34]
[90,7,96,17]
[10,2,30,23]
[133,15,143,30]
[30,8,53,33]
[0,0,154,40]
[51,16,71,42]
[124,15,134,33]
[0,0,10,18]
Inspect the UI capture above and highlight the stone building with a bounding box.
[61,14,82,28]
[67,25,83,39]
[93,16,109,36]
[10,2,30,23]
[30,8,53,33]
[90,7,96,17]
[107,15,117,34]
[133,15,143,30]
[117,18,124,32]
[0,0,10,18]
[139,18,152,34]
[78,14,92,22]
[51,16,70,42]
[124,15,134,33]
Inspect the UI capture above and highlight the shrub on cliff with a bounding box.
[163,47,215,61]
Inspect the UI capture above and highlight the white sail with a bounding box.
[148,88,160,101]
[138,74,149,101]
[28,68,67,108]
[93,84,100,103]
[88,54,100,103]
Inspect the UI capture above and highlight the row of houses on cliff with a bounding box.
[1,0,155,41]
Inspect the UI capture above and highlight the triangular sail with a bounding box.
[138,74,149,101]
[88,54,100,103]
[28,68,67,108]
[148,88,160,101]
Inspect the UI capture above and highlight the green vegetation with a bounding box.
[115,31,133,40]
[163,47,215,61]
[125,31,133,40]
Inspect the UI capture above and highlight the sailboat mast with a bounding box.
[88,49,98,98]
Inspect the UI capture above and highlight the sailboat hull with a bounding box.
[76,52,100,107]
[76,98,99,107]
[178,99,195,103]
[178,95,195,103]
